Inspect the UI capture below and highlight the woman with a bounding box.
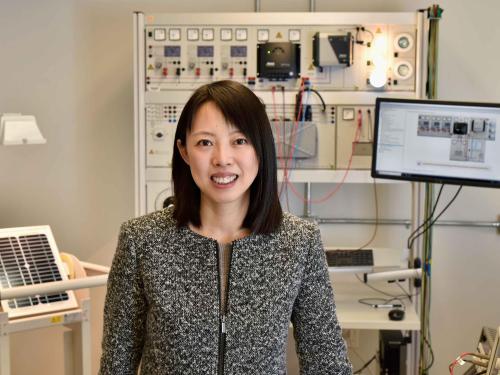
[99,80,352,374]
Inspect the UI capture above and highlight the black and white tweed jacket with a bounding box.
[99,207,352,375]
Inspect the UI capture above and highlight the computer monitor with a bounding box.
[487,327,500,375]
[372,98,500,188]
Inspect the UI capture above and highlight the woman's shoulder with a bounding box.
[119,207,177,241]
[278,212,319,237]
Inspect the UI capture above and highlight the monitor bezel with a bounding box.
[371,97,500,189]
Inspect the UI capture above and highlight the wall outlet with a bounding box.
[343,329,359,348]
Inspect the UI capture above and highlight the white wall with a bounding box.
[1,1,499,374]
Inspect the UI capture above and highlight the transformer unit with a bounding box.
[312,32,353,69]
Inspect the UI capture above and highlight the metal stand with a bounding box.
[0,261,108,375]
[0,299,92,375]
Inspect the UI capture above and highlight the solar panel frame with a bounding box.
[0,226,78,318]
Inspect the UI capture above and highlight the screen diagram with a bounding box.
[417,114,496,163]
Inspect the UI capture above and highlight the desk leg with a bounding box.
[63,329,75,375]
[63,299,92,375]
[81,300,91,375]
[0,313,10,375]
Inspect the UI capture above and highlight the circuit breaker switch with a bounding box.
[162,67,168,76]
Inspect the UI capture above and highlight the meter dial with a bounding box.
[394,61,413,79]
[220,28,232,41]
[187,28,199,41]
[398,64,410,76]
[394,33,414,52]
[153,28,166,41]
[202,28,214,41]
[398,37,410,49]
[342,108,355,121]
[257,29,269,42]
[168,28,181,41]
[235,28,248,41]
[288,29,301,42]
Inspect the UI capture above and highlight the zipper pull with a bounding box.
[221,315,226,334]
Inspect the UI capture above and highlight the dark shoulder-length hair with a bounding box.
[172,80,282,234]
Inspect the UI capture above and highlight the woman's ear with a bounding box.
[176,139,189,165]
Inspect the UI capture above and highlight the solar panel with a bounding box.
[0,226,78,318]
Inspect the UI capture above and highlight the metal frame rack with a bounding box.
[0,261,109,375]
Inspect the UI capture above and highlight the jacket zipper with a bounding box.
[216,243,234,375]
[216,246,224,375]
[219,314,226,375]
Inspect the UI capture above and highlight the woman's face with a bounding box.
[177,101,259,210]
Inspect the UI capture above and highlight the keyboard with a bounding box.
[325,249,374,272]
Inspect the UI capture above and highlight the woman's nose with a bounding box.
[213,144,233,166]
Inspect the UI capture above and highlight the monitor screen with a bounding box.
[372,98,500,188]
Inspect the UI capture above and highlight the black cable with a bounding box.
[302,87,326,112]
[355,274,396,297]
[358,297,390,306]
[423,264,434,373]
[406,184,444,249]
[355,274,419,300]
[422,335,435,372]
[396,281,411,299]
[407,189,443,250]
[409,185,463,250]
[363,27,374,44]
[353,354,377,374]
[355,26,374,46]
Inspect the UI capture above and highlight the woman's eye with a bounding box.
[197,139,212,146]
[234,138,248,145]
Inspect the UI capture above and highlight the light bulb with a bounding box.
[369,69,387,88]
[372,32,387,52]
